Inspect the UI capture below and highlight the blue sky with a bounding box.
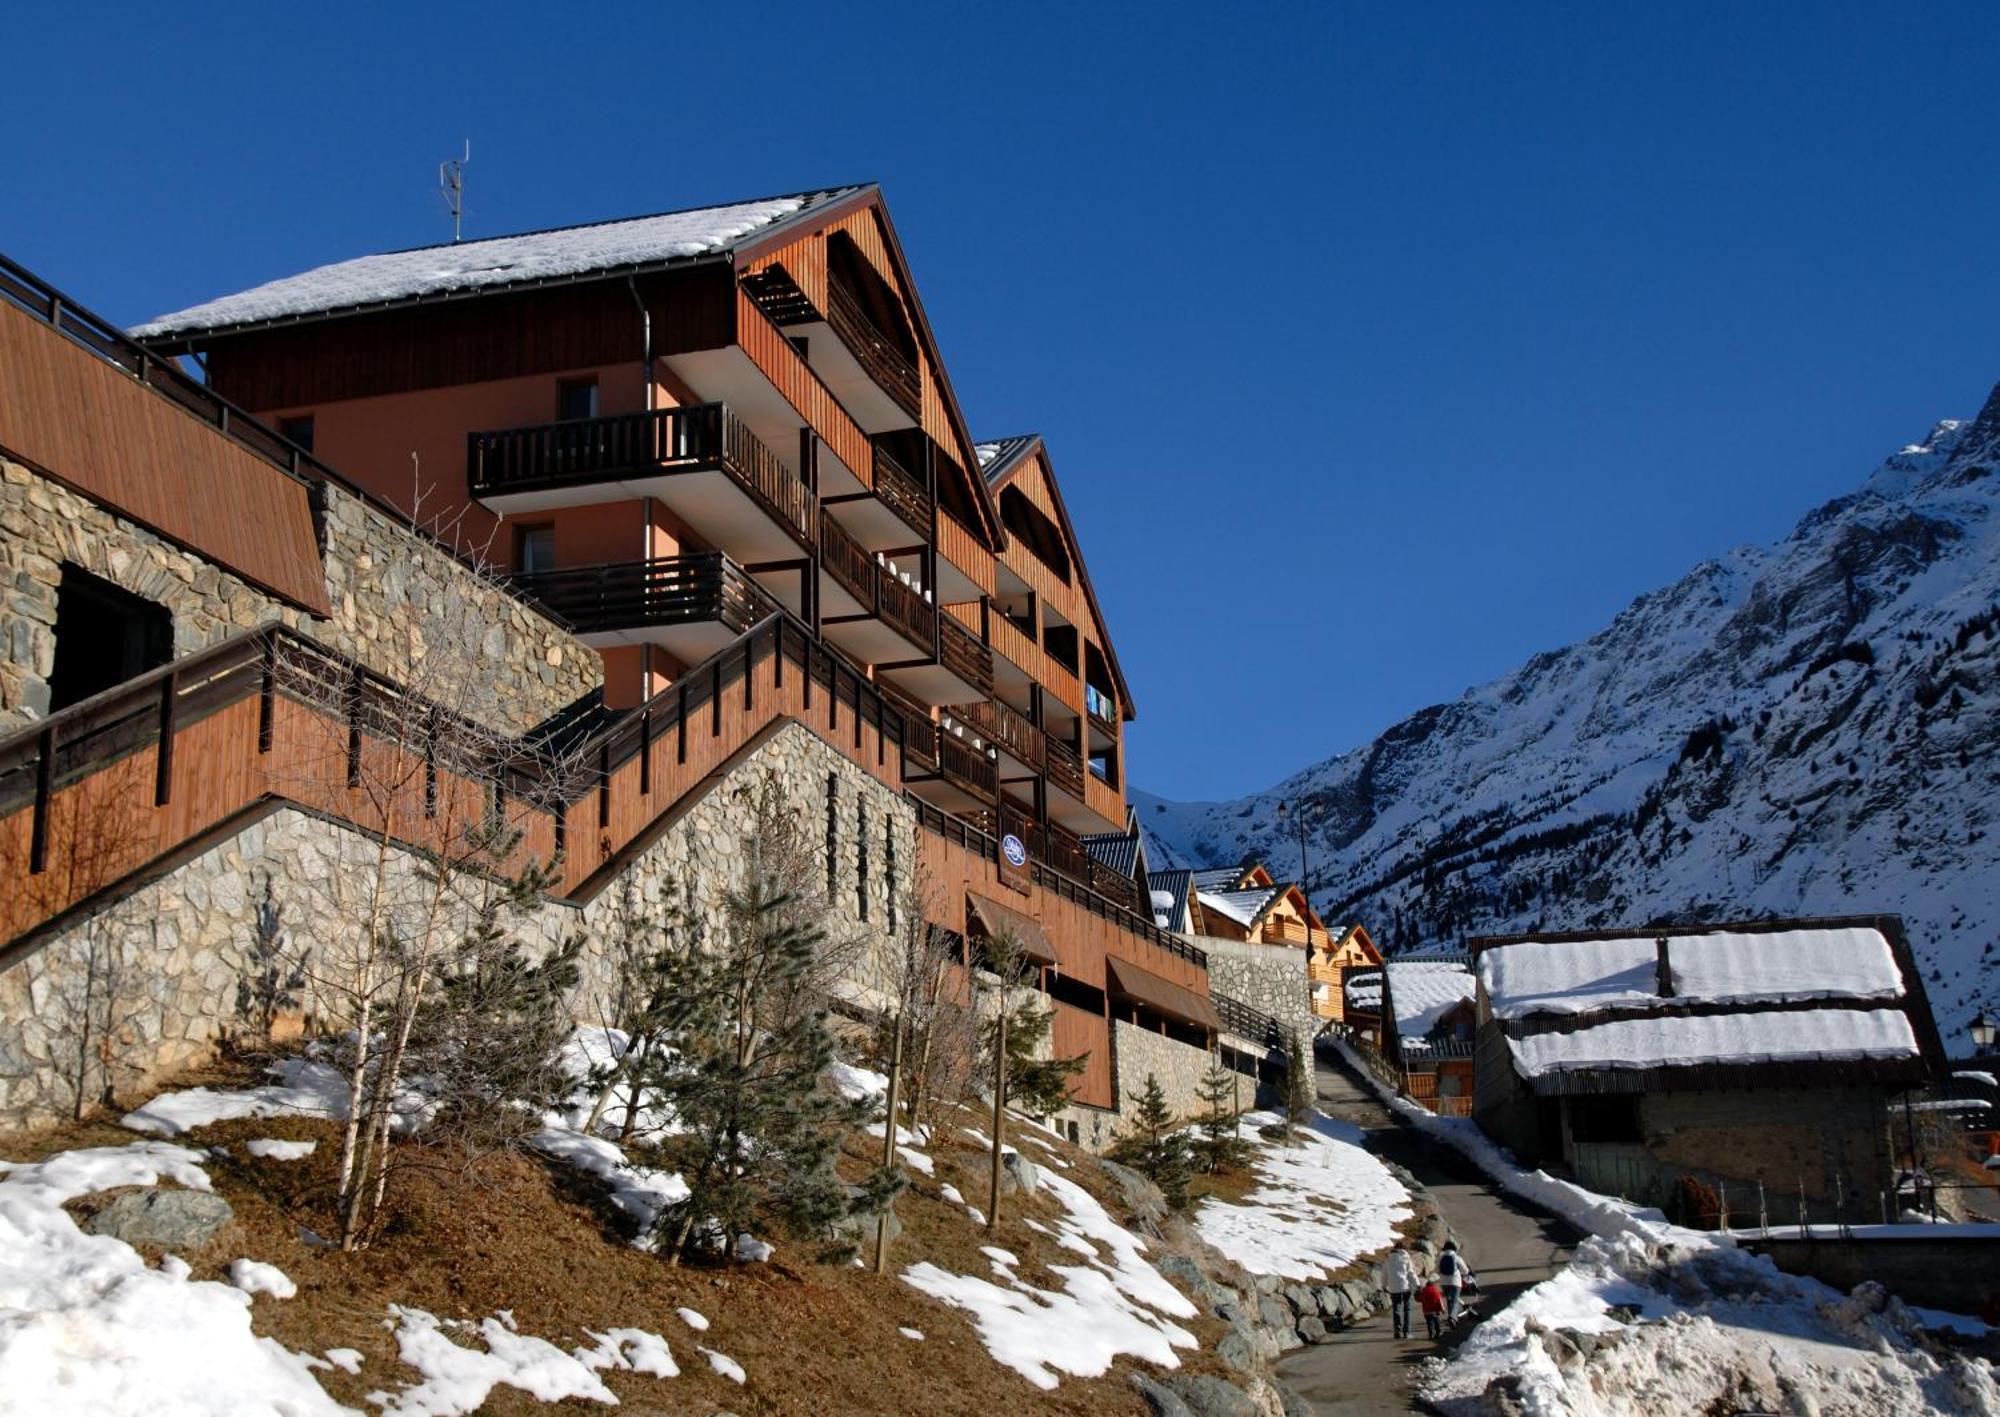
[5,2,1996,800]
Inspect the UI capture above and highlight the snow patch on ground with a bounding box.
[122,1058,351,1136]
[899,1326,924,1340]
[370,1306,622,1414]
[227,1258,298,1299]
[675,1306,709,1332]
[1195,1107,1413,1280]
[244,1138,318,1161]
[1422,1233,2000,1415]
[576,1326,678,1379]
[526,1125,688,1244]
[901,1165,1197,1390]
[699,1346,747,1384]
[0,1141,345,1416]
[324,1347,364,1374]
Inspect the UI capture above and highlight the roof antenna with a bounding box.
[440,140,470,242]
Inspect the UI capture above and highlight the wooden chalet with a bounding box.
[1378,957,1477,1115]
[1469,917,1950,1215]
[1308,923,1384,1027]
[1190,861,1333,949]
[0,184,1228,1124]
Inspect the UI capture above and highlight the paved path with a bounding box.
[1277,1053,1580,1415]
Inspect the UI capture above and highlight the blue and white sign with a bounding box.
[1001,833,1028,868]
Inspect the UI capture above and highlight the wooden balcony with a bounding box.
[818,514,938,662]
[873,441,931,539]
[935,729,997,801]
[1086,684,1119,739]
[826,277,921,420]
[950,697,1043,772]
[507,554,778,660]
[1261,917,1326,948]
[1044,735,1085,798]
[939,613,994,698]
[468,404,815,560]
[880,680,938,774]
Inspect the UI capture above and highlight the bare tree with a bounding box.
[261,486,590,1249]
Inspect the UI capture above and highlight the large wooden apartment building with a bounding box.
[0,186,1265,1130]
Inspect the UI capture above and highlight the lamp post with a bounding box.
[1972,1009,1997,1056]
[1275,797,1320,914]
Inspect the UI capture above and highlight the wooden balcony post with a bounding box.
[638,708,652,795]
[598,743,611,829]
[153,669,178,807]
[345,666,364,788]
[257,635,276,753]
[29,723,55,875]
[677,682,689,764]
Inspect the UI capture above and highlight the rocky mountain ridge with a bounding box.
[1139,383,2000,1043]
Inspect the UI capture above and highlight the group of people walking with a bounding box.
[1381,1238,1475,1341]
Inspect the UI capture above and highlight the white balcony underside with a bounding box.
[665,346,859,490]
[479,469,803,564]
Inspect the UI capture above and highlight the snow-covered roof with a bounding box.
[1384,961,1477,1041]
[974,435,1037,483]
[134,187,861,339]
[1146,869,1194,932]
[1346,971,1384,1012]
[1197,886,1279,929]
[1191,866,1252,894]
[1508,1008,1920,1079]
[1477,925,1906,1021]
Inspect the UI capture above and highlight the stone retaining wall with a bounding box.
[1113,1019,1213,1126]
[0,456,597,736]
[0,719,913,1129]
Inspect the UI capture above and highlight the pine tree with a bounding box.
[1193,1053,1247,1174]
[1114,1073,1193,1211]
[983,1000,1086,1118]
[637,827,900,1266]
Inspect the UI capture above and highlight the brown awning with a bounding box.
[966,892,1058,968]
[1106,956,1223,1033]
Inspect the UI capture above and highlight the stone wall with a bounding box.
[0,456,597,735]
[0,719,914,1129]
[1113,1019,1213,1127]
[1200,936,1316,1047]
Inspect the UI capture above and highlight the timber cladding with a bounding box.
[0,300,328,613]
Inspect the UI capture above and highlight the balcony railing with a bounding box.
[873,442,931,537]
[880,680,938,773]
[1262,917,1326,948]
[951,697,1043,771]
[826,277,921,419]
[506,553,777,640]
[935,729,997,800]
[1044,735,1085,797]
[468,404,815,548]
[1085,684,1119,735]
[819,515,938,652]
[939,613,994,698]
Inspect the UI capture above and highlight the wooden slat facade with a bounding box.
[0,300,328,613]
[733,288,872,482]
[1051,997,1115,1110]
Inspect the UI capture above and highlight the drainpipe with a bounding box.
[626,276,654,411]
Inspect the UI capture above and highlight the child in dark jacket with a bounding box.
[1417,1280,1447,1339]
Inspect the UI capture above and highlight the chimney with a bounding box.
[1655,935,1674,998]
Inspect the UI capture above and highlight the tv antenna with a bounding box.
[440,140,470,242]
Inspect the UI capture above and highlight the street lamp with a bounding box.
[1275,797,1320,911]
[1972,1009,1997,1054]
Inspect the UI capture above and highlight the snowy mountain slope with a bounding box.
[1139,383,2000,1045]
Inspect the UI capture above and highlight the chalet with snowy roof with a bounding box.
[1343,967,1385,1048]
[1191,862,1331,950]
[1308,923,1384,1028]
[1380,958,1478,1115]
[1469,917,1949,1215]
[1146,868,1199,933]
[0,183,1230,1142]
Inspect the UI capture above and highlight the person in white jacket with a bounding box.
[1436,1239,1470,1322]
[1381,1243,1419,1339]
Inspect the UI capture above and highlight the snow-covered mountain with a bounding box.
[1139,384,2000,1046]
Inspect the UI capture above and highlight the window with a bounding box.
[1567,1096,1643,1145]
[824,774,840,896]
[556,378,599,422]
[856,801,869,921]
[277,414,315,454]
[516,525,555,575]
[48,565,173,711]
[885,820,898,933]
